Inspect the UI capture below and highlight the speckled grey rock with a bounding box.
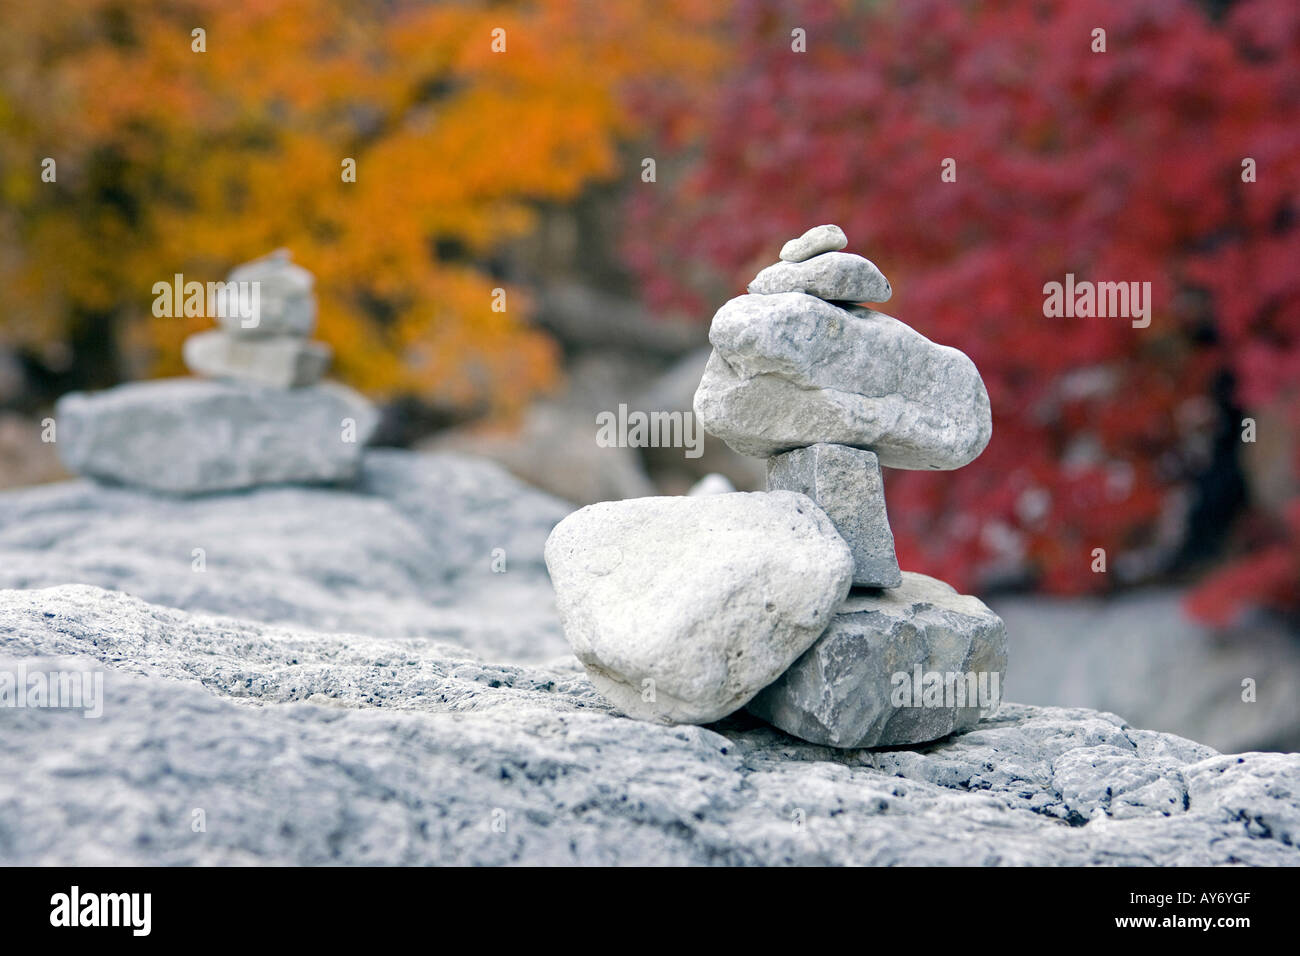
[2,584,1297,865]
[218,248,316,338]
[767,443,901,587]
[780,225,847,262]
[544,491,852,724]
[0,449,570,663]
[54,378,376,494]
[183,331,331,387]
[749,252,891,303]
[694,294,992,468]
[748,572,1008,748]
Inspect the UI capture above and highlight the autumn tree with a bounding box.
[0,0,721,415]
[625,0,1300,619]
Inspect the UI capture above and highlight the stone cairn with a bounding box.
[546,225,1007,748]
[55,251,377,495]
[182,249,331,388]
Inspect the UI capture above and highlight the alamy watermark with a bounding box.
[152,273,261,328]
[0,663,104,718]
[50,886,151,936]
[1043,273,1151,328]
[890,667,1001,710]
[596,404,703,458]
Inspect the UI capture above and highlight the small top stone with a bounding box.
[220,248,317,338]
[780,224,847,262]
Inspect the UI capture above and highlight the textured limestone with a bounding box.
[694,294,992,468]
[748,252,892,303]
[183,330,331,388]
[780,224,848,263]
[544,491,853,724]
[54,378,376,494]
[2,584,1297,865]
[767,443,901,588]
[748,573,1008,748]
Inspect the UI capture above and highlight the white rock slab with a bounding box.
[184,331,331,388]
[54,378,377,494]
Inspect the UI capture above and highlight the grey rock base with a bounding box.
[767,443,901,587]
[748,572,1008,748]
[2,584,1297,865]
[54,378,377,494]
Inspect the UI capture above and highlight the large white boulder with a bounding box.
[544,491,853,724]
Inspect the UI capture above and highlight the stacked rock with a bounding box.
[546,225,1007,748]
[55,251,377,495]
[183,250,331,388]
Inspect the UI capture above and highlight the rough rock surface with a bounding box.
[183,331,331,387]
[2,585,1298,865]
[767,443,901,588]
[0,450,571,663]
[748,252,892,302]
[3,445,1298,865]
[54,378,376,494]
[749,573,1008,748]
[780,224,848,263]
[694,294,992,468]
[545,491,853,723]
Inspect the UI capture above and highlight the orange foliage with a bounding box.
[0,0,722,413]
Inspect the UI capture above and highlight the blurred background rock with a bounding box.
[0,0,1296,750]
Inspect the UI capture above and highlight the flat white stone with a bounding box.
[184,331,331,388]
[748,251,891,302]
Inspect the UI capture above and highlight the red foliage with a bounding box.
[1185,508,1300,625]
[624,0,1300,618]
